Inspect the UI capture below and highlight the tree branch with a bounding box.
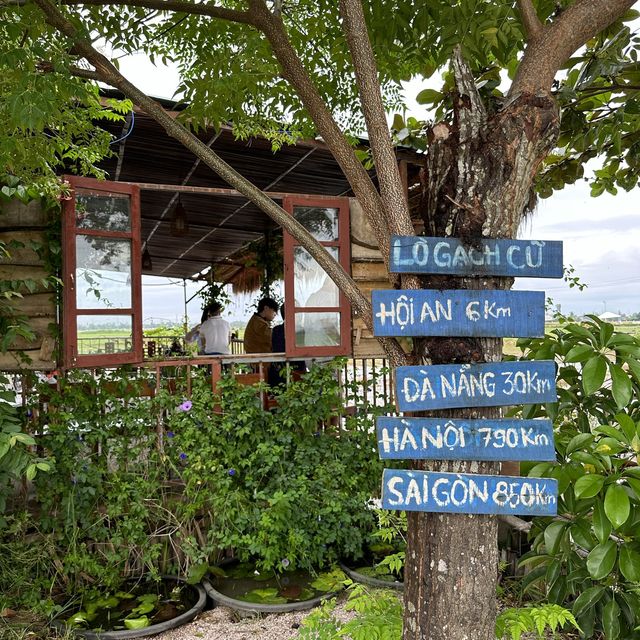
[32,0,408,365]
[59,0,255,24]
[516,0,543,42]
[247,0,397,272]
[69,64,102,81]
[510,0,636,96]
[338,0,413,237]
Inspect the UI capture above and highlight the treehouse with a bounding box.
[1,92,423,398]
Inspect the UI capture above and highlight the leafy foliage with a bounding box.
[495,604,580,640]
[514,316,640,640]
[299,583,402,640]
[0,374,50,523]
[1,359,387,609]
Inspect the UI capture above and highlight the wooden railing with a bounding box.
[8,354,394,411]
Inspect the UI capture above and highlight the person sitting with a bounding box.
[185,307,209,354]
[198,302,231,355]
[268,304,305,386]
[244,297,278,354]
[186,303,231,355]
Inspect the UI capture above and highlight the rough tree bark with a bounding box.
[402,51,560,640]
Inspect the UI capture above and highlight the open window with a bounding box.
[282,197,352,357]
[62,176,142,367]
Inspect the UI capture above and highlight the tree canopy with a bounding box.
[1,1,639,200]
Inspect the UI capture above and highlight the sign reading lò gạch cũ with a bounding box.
[372,289,545,338]
[376,417,555,462]
[389,236,563,278]
[381,469,558,516]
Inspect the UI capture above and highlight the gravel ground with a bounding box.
[153,599,354,640]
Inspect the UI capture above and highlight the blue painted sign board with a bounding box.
[372,289,545,338]
[382,469,558,516]
[390,236,563,278]
[376,417,555,461]
[396,361,557,411]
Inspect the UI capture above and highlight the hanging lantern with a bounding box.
[170,196,189,236]
[142,248,153,270]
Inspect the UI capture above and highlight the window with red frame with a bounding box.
[282,197,352,358]
[62,176,142,367]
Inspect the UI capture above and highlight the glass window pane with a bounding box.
[294,246,339,307]
[293,206,338,241]
[76,236,132,309]
[76,315,133,355]
[76,190,131,232]
[294,312,341,347]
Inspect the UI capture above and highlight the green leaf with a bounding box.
[25,464,37,481]
[609,363,632,410]
[604,484,630,529]
[572,585,605,619]
[615,413,636,442]
[586,541,617,580]
[124,616,150,630]
[566,344,595,362]
[582,355,607,395]
[544,521,566,554]
[619,546,640,582]
[566,433,594,455]
[593,499,612,544]
[574,474,605,499]
[602,598,620,640]
[415,88,443,104]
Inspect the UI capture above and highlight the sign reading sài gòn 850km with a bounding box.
[381,469,558,516]
[389,236,563,278]
[372,289,545,338]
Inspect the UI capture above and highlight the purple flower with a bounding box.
[179,453,187,461]
[179,400,192,412]
[167,431,175,438]
[281,558,290,568]
[228,468,236,476]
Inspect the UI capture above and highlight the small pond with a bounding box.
[342,542,404,590]
[58,577,204,636]
[204,562,346,612]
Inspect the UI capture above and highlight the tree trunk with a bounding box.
[402,52,560,640]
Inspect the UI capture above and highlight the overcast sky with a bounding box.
[111,55,640,325]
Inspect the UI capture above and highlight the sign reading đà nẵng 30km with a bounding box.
[372,289,545,338]
[395,361,557,412]
[389,236,563,277]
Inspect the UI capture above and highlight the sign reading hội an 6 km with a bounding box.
[372,289,545,338]
[389,236,563,278]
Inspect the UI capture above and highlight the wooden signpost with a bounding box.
[374,236,562,518]
[372,289,545,337]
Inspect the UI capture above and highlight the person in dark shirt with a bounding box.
[268,304,305,386]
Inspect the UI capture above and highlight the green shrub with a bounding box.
[4,359,386,608]
[515,315,640,640]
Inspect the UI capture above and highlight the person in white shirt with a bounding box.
[187,303,231,355]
